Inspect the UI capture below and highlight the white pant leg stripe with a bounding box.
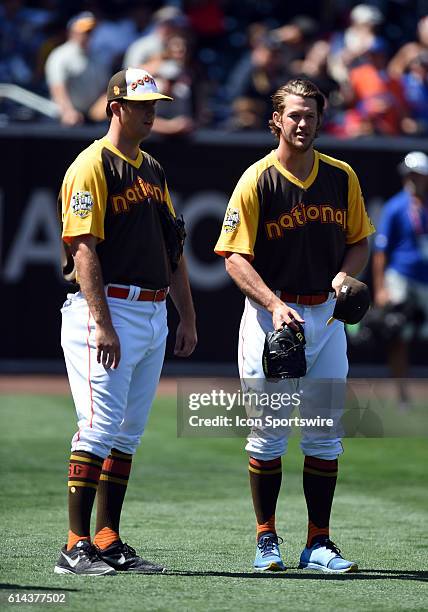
[238,298,249,379]
[86,306,95,429]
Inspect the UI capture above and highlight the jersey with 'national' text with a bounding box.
[215,149,375,293]
[59,136,175,289]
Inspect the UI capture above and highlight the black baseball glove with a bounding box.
[157,202,186,272]
[262,322,307,379]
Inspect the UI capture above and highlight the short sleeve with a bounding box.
[61,156,108,243]
[214,167,260,258]
[45,47,68,86]
[346,167,375,244]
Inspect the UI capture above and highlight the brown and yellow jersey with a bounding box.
[215,149,375,293]
[59,136,175,289]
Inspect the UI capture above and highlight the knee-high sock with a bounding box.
[249,457,282,540]
[67,451,103,550]
[303,455,338,547]
[94,449,132,550]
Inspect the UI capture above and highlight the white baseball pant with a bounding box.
[61,289,167,458]
[238,295,347,461]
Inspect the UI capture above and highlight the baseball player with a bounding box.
[215,78,374,573]
[373,151,428,409]
[55,67,197,575]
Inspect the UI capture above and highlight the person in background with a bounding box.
[271,14,320,77]
[0,0,51,89]
[123,6,188,74]
[373,152,428,409]
[152,60,195,136]
[221,97,266,131]
[45,11,108,125]
[88,2,148,74]
[224,35,285,127]
[328,3,384,86]
[340,38,408,136]
[400,52,428,136]
[388,15,428,80]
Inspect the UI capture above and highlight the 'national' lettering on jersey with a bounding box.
[265,203,347,238]
[111,177,165,214]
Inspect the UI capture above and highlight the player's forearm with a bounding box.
[225,253,281,313]
[337,238,370,278]
[169,256,196,323]
[72,239,112,327]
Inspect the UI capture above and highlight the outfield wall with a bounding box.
[1,126,427,372]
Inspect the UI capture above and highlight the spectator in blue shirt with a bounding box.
[373,151,428,408]
[401,52,428,135]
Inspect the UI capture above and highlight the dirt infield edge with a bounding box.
[0,375,177,397]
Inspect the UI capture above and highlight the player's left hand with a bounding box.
[174,319,197,357]
[331,271,347,297]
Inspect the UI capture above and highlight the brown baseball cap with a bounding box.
[107,68,173,102]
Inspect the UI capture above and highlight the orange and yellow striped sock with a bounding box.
[94,449,133,547]
[67,451,103,550]
[303,456,338,548]
[249,457,282,540]
[93,526,120,550]
[67,531,91,551]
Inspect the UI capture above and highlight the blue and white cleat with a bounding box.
[299,538,358,573]
[254,533,286,571]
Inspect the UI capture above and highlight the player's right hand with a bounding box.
[95,323,121,369]
[272,303,305,332]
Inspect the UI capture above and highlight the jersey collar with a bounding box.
[270,149,319,190]
[101,137,143,168]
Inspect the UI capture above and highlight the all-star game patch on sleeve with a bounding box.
[61,143,108,243]
[214,165,260,259]
[346,166,375,244]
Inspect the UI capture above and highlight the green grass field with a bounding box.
[0,393,427,611]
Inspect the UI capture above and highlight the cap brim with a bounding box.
[398,163,428,176]
[71,19,96,33]
[122,93,173,101]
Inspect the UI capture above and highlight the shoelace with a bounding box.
[322,539,342,557]
[121,543,136,558]
[77,543,100,561]
[257,535,284,556]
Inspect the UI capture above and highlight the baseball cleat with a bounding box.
[298,538,358,573]
[54,540,116,575]
[97,540,167,573]
[254,532,287,571]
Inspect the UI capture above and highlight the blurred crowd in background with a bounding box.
[1,0,428,137]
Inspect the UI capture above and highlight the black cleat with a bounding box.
[97,540,166,573]
[54,540,117,575]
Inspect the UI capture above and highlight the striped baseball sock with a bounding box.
[67,451,103,550]
[248,457,282,540]
[303,455,338,548]
[93,449,133,550]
